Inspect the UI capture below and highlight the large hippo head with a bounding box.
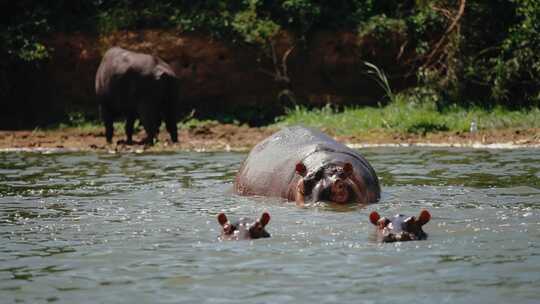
[369,210,431,242]
[217,212,271,241]
[294,162,366,204]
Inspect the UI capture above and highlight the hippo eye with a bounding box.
[249,223,270,239]
[378,218,390,229]
[305,169,323,182]
[314,169,324,180]
[403,217,417,229]
[336,168,349,178]
[404,217,415,224]
[225,224,237,234]
[303,179,315,195]
[249,224,261,233]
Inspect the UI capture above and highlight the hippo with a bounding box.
[95,47,179,145]
[234,126,380,206]
[217,212,271,241]
[369,210,431,242]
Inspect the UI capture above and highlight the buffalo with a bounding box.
[95,47,179,145]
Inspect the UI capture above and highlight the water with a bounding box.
[0,148,539,303]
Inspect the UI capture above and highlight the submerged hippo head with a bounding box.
[294,162,363,204]
[369,210,431,242]
[217,212,271,241]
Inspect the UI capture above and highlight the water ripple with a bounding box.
[0,148,539,303]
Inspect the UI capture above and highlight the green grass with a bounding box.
[46,101,540,138]
[273,99,540,136]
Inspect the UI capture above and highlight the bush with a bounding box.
[490,0,540,105]
[2,0,540,108]
[232,0,280,45]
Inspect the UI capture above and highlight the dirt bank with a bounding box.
[2,29,410,128]
[1,124,539,153]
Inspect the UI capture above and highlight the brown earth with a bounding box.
[1,124,539,153]
[1,29,411,128]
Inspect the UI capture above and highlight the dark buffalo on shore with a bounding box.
[95,47,179,145]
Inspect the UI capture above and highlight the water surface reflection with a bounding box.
[0,148,539,303]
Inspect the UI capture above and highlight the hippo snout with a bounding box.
[369,210,431,243]
[217,212,271,241]
[300,162,363,205]
[329,179,350,203]
[381,230,418,242]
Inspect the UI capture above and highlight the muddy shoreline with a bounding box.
[1,124,539,153]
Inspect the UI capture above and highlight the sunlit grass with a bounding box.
[274,99,540,136]
[44,102,540,137]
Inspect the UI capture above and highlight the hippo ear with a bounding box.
[295,162,307,177]
[417,210,431,226]
[217,213,229,227]
[369,211,380,226]
[343,163,353,177]
[259,212,271,227]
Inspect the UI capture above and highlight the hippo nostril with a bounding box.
[328,180,351,203]
[397,233,414,241]
[382,234,396,242]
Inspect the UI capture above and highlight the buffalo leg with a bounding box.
[165,112,178,143]
[143,121,158,145]
[164,78,178,143]
[138,104,158,145]
[125,112,135,145]
[101,105,114,144]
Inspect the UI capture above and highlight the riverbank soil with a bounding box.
[1,124,539,152]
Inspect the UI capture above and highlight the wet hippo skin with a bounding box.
[234,126,381,206]
[217,212,271,241]
[369,210,431,242]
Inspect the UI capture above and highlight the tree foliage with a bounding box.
[1,0,539,106]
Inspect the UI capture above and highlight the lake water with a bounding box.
[0,148,539,303]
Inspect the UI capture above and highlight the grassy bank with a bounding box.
[3,101,540,152]
[273,101,540,137]
[51,101,540,138]
[4,2,539,130]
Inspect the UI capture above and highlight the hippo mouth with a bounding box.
[294,162,370,205]
[381,229,427,243]
[311,179,356,204]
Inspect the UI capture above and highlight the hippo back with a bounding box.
[235,126,380,200]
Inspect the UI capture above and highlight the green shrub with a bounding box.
[232,0,280,45]
[3,0,540,108]
[96,7,138,34]
[358,15,406,41]
[490,0,540,105]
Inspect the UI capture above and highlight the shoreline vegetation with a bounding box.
[2,1,539,149]
[1,104,539,152]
